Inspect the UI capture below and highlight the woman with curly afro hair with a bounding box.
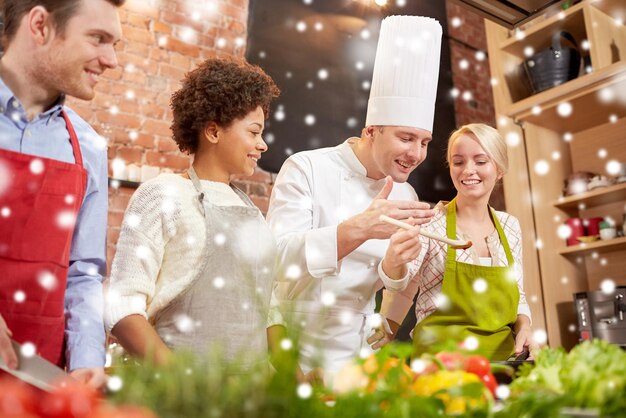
[105,58,287,374]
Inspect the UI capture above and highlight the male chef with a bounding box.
[266,15,443,379]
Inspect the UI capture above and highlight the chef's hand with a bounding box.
[367,315,394,350]
[0,314,18,369]
[353,176,434,241]
[381,219,421,280]
[70,367,107,390]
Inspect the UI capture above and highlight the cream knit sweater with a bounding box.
[104,173,282,333]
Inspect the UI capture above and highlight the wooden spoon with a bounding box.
[379,215,473,250]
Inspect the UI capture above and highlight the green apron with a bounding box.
[412,198,519,360]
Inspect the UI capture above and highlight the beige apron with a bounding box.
[153,168,276,371]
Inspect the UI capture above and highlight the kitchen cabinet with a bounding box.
[484,0,626,349]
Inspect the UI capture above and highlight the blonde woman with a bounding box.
[380,124,535,360]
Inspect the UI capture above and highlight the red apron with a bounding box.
[0,110,87,367]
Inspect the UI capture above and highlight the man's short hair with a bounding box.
[1,0,125,44]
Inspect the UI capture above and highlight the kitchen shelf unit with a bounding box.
[485,0,626,349]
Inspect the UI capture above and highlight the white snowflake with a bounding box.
[533,329,547,345]
[21,342,36,358]
[285,264,302,280]
[473,278,487,293]
[339,310,354,325]
[496,385,510,399]
[304,114,316,126]
[297,383,313,399]
[213,277,225,289]
[600,279,616,294]
[136,245,150,259]
[557,102,573,117]
[107,376,123,392]
[214,233,226,246]
[1,207,10,218]
[280,338,293,350]
[14,290,26,303]
[557,224,572,239]
[321,291,336,306]
[534,160,549,176]
[29,159,44,175]
[37,271,57,291]
[175,314,194,333]
[505,132,522,147]
[56,210,77,229]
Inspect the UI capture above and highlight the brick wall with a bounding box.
[445,2,503,209]
[66,0,497,272]
[445,2,496,128]
[66,0,250,272]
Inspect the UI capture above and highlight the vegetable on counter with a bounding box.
[497,339,626,417]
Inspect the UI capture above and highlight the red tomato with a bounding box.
[435,352,465,370]
[38,381,101,418]
[92,405,159,418]
[463,355,491,378]
[0,377,38,416]
[480,372,497,396]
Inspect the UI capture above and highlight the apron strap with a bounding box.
[60,110,84,168]
[490,207,515,266]
[445,198,514,267]
[446,198,459,264]
[187,165,207,216]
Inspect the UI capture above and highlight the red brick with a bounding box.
[108,211,125,228]
[153,21,172,34]
[123,26,154,45]
[125,11,151,29]
[122,0,159,19]
[158,63,186,81]
[110,192,133,212]
[164,37,200,57]
[161,11,204,32]
[157,138,179,152]
[143,119,172,137]
[131,132,156,149]
[140,103,167,120]
[125,40,150,56]
[96,111,142,130]
[114,147,144,164]
[145,152,190,171]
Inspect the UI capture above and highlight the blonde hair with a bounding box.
[447,123,508,175]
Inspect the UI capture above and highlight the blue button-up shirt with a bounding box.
[0,77,107,370]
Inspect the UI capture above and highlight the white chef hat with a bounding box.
[365,15,442,132]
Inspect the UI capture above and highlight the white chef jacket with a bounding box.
[267,138,418,374]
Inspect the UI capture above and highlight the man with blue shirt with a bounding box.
[0,0,124,388]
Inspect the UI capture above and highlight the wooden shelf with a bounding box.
[558,235,626,256]
[500,2,586,58]
[590,0,626,21]
[504,60,626,132]
[553,182,626,211]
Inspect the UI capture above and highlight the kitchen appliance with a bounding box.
[449,0,575,29]
[574,286,626,347]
